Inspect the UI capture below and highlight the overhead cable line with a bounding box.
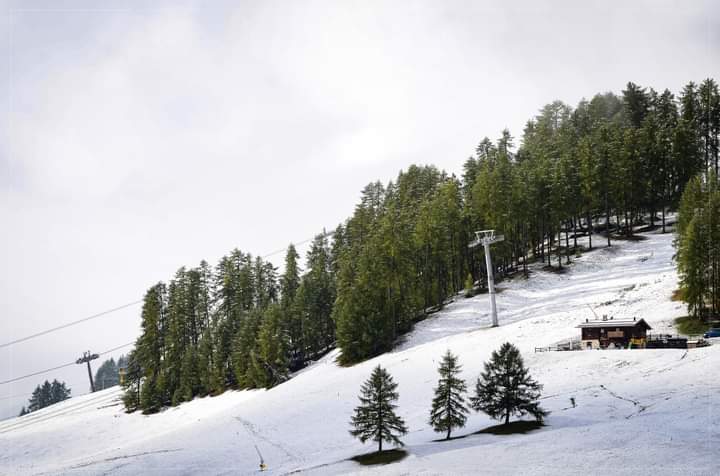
[0,230,336,351]
[0,301,142,350]
[0,393,28,402]
[260,230,334,260]
[0,342,134,386]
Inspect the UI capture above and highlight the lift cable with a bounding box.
[0,342,134,386]
[0,301,142,350]
[0,231,334,351]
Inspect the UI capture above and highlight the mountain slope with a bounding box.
[2,231,718,476]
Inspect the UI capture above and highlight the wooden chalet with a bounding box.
[577,316,652,349]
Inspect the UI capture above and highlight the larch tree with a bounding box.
[350,365,408,453]
[281,244,302,363]
[471,342,547,425]
[429,350,469,440]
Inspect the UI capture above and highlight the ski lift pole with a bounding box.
[76,351,99,392]
[482,238,498,327]
[469,230,504,327]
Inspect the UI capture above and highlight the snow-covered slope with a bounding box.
[2,232,718,476]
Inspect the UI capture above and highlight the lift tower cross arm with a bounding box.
[469,230,504,327]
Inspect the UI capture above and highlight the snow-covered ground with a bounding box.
[2,231,718,475]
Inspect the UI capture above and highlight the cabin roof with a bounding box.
[577,318,652,330]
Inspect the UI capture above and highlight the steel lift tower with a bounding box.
[469,230,504,327]
[76,350,100,392]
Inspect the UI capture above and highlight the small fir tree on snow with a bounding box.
[350,365,408,453]
[429,350,469,439]
[471,342,548,425]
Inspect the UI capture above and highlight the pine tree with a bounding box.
[197,331,220,395]
[252,304,289,388]
[281,244,303,362]
[698,78,720,174]
[94,358,120,390]
[135,283,167,412]
[429,350,469,439]
[622,82,649,128]
[121,349,143,412]
[676,172,720,319]
[50,380,71,403]
[26,379,71,413]
[40,381,52,407]
[27,385,42,412]
[471,342,547,425]
[350,365,408,453]
[178,346,201,403]
[281,244,301,308]
[232,309,262,388]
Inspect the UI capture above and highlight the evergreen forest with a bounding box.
[124,79,719,413]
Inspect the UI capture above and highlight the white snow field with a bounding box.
[2,231,718,475]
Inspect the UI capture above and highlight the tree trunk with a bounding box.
[624,209,630,236]
[558,227,562,269]
[540,218,545,261]
[661,205,666,234]
[605,189,611,247]
[523,236,528,276]
[447,427,451,440]
[565,223,570,264]
[573,216,578,252]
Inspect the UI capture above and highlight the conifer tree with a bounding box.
[26,379,71,413]
[136,283,168,411]
[178,347,201,403]
[471,342,547,425]
[298,232,336,360]
[350,365,408,453]
[197,331,220,395]
[50,379,71,403]
[121,349,143,412]
[251,304,289,388]
[232,309,262,388]
[698,78,720,174]
[429,350,469,439]
[281,245,303,361]
[676,172,720,319]
[281,244,301,308]
[94,357,120,391]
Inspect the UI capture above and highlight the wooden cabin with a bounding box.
[577,316,652,349]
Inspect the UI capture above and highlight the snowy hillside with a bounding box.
[2,231,718,476]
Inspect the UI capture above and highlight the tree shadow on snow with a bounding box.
[473,420,544,435]
[349,449,408,466]
[416,421,547,458]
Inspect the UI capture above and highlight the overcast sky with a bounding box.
[1,0,718,418]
